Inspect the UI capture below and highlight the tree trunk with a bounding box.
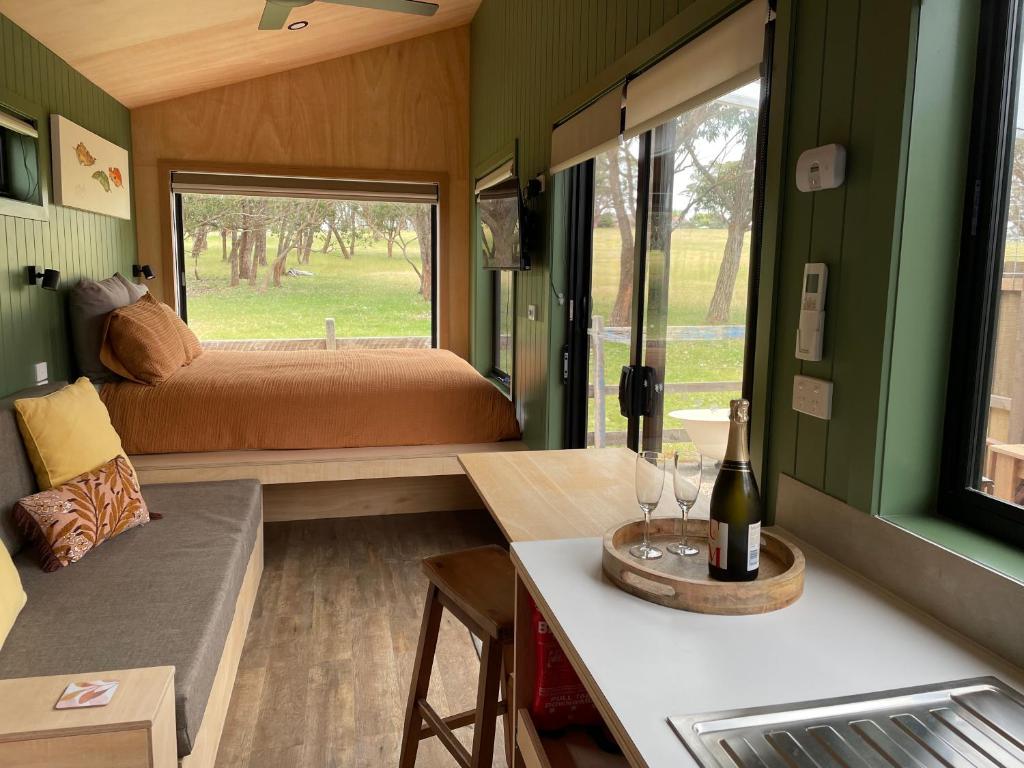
[386,237,394,259]
[330,224,351,259]
[191,226,208,280]
[228,230,240,286]
[220,228,228,261]
[412,208,433,301]
[706,122,757,324]
[607,149,636,326]
[321,230,332,253]
[254,227,267,267]
[301,230,314,265]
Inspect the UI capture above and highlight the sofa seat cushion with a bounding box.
[0,479,261,758]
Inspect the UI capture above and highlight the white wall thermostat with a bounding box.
[795,263,828,361]
[796,143,846,192]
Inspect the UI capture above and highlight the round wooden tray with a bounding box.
[602,517,804,614]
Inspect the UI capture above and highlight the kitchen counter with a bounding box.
[511,530,1024,768]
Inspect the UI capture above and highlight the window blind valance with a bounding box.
[623,0,768,138]
[170,172,438,204]
[549,87,624,175]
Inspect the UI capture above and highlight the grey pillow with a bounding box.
[114,272,149,302]
[69,275,133,383]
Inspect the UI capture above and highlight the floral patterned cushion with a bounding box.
[13,457,152,572]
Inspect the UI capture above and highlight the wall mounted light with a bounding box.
[26,266,60,291]
[133,264,156,281]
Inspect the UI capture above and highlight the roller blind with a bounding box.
[0,108,37,138]
[475,159,515,194]
[170,172,438,204]
[623,0,768,138]
[549,87,624,174]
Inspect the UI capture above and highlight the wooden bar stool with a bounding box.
[399,545,515,768]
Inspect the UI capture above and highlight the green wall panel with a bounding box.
[0,14,135,397]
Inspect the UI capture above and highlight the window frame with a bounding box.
[940,0,1024,545]
[171,188,439,347]
[490,268,514,393]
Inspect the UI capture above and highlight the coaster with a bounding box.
[55,679,119,709]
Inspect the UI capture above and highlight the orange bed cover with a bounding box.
[101,349,520,454]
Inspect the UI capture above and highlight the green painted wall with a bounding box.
[471,0,975,521]
[0,14,136,397]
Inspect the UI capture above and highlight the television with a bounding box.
[478,176,529,271]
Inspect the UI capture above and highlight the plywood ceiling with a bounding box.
[0,0,479,107]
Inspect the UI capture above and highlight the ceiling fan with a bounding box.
[259,0,439,29]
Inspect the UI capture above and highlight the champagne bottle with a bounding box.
[708,399,763,582]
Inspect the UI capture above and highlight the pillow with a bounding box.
[68,275,133,383]
[13,457,150,572]
[159,302,203,363]
[100,294,188,385]
[114,271,149,303]
[14,377,130,490]
[0,542,26,649]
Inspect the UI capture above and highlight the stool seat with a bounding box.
[400,544,516,768]
[422,545,515,641]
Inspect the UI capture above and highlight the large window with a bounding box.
[567,80,762,459]
[171,173,438,350]
[943,0,1024,544]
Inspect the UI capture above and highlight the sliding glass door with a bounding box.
[567,80,763,460]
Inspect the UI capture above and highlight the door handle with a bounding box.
[637,365,656,417]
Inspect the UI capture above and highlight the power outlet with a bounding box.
[527,304,537,321]
[33,362,48,384]
[793,374,832,420]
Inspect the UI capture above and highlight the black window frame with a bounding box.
[490,268,514,392]
[940,0,1024,546]
[171,190,440,347]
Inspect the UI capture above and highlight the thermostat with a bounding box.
[796,263,828,361]
[796,143,846,192]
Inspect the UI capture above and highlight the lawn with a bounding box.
[182,232,430,341]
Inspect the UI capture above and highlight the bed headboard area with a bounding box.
[0,13,137,398]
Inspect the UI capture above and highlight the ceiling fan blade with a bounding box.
[319,0,439,17]
[259,2,293,29]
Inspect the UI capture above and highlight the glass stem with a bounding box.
[681,503,689,548]
[643,506,651,548]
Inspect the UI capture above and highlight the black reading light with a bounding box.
[133,264,156,280]
[26,266,60,291]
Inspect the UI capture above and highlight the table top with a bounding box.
[512,535,1024,768]
[0,666,174,741]
[458,448,678,542]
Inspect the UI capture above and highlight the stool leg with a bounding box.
[399,583,443,768]
[470,636,503,768]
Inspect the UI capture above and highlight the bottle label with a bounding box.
[708,520,728,569]
[747,522,761,571]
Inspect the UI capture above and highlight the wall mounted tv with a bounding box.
[478,176,529,271]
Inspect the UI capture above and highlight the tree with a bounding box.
[411,207,433,301]
[594,142,638,326]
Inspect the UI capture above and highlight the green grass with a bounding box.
[182,233,430,340]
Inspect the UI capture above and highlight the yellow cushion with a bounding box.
[14,378,129,490]
[0,543,26,650]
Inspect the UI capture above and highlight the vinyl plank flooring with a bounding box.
[216,510,508,768]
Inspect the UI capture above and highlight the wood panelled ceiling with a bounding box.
[0,0,479,107]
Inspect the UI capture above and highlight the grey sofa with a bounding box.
[0,383,262,761]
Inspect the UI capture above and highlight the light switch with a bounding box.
[33,362,48,384]
[527,304,537,321]
[793,374,832,420]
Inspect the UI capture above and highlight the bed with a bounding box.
[100,347,520,455]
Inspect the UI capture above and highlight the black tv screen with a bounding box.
[478,177,528,270]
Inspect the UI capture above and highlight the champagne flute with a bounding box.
[630,451,666,561]
[668,448,702,556]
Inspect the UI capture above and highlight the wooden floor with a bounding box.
[215,510,509,768]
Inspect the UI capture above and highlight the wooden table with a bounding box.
[458,447,677,542]
[0,666,177,768]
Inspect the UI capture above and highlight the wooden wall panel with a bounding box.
[0,14,136,397]
[129,26,470,359]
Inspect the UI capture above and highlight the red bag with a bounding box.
[529,598,601,731]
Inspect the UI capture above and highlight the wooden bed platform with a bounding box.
[132,441,528,521]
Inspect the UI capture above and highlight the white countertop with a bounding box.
[511,531,1024,768]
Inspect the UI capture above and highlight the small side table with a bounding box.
[0,666,176,768]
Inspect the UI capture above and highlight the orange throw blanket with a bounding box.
[101,349,520,454]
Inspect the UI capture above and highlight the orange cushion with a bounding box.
[159,303,203,363]
[100,294,187,385]
[13,457,151,571]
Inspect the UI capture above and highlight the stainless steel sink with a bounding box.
[668,677,1024,767]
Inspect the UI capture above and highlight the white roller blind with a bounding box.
[170,172,438,204]
[624,0,767,138]
[475,159,515,194]
[549,87,624,174]
[0,108,37,138]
